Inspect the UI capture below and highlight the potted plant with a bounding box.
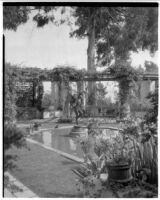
[107,136,133,182]
[95,134,134,183]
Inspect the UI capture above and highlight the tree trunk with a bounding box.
[76,116,78,125]
[58,81,62,109]
[63,82,70,118]
[87,11,96,106]
[32,81,36,107]
[119,80,130,119]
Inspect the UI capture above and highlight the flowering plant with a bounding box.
[95,134,135,165]
[120,116,142,138]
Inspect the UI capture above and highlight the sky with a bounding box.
[4,11,88,70]
[4,10,158,70]
[4,10,158,100]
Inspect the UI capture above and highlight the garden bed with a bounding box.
[110,179,158,198]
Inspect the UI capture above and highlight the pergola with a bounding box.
[11,66,158,118]
[11,66,158,82]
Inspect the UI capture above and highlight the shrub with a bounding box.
[4,124,26,172]
[5,63,17,123]
[145,90,158,125]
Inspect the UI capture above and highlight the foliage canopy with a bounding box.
[3,5,158,66]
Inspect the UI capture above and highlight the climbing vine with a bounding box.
[4,63,26,189]
[36,81,44,111]
[5,63,17,123]
[49,66,84,84]
[109,63,141,118]
[8,64,143,119]
[49,67,85,115]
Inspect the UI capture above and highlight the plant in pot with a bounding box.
[96,134,135,183]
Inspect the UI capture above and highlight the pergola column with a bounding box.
[60,81,70,118]
[139,80,151,101]
[51,81,69,117]
[119,80,131,119]
[32,81,37,107]
[51,81,59,110]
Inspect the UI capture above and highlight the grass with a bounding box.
[6,142,83,197]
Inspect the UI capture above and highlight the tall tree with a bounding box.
[70,7,126,104]
[4,6,158,62]
[3,6,30,31]
[4,5,158,108]
[96,7,158,66]
[3,6,126,105]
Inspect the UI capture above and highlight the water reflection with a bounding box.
[69,139,77,151]
[31,128,83,158]
[42,131,52,147]
[30,126,119,159]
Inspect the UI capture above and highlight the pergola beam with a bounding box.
[21,73,158,82]
[11,67,158,82]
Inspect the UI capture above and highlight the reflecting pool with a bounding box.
[29,126,120,159]
[30,127,84,158]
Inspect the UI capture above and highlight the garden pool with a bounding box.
[28,125,120,159]
[29,127,84,158]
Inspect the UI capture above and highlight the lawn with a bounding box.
[6,141,83,197]
[6,119,121,197]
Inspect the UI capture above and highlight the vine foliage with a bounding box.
[4,63,26,191]
[109,63,141,118]
[8,64,143,119]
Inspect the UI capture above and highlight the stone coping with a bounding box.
[26,138,84,164]
[4,172,38,198]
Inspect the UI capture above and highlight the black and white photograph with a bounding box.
[3,1,158,198]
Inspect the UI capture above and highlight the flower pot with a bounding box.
[107,163,132,183]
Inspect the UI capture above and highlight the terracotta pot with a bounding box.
[107,163,132,183]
